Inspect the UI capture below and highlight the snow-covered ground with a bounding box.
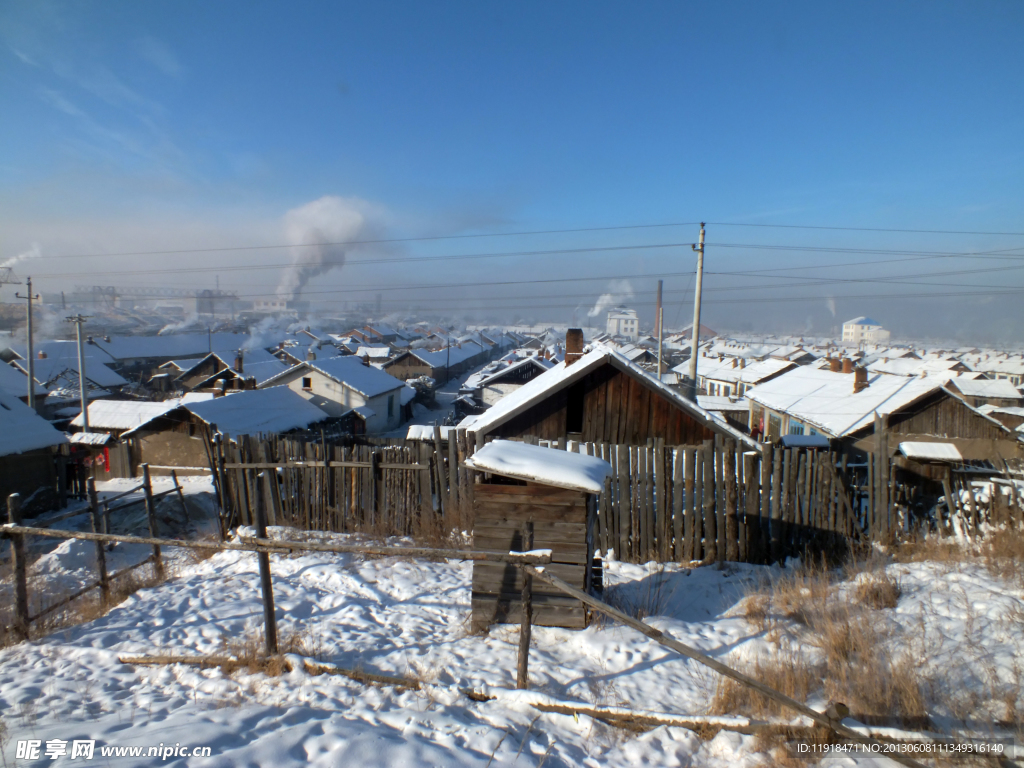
[1,481,1021,766]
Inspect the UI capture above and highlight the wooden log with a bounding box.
[655,439,668,562]
[525,566,930,768]
[141,464,165,580]
[714,437,725,564]
[694,445,705,561]
[703,441,717,562]
[432,426,447,522]
[448,431,460,528]
[6,494,29,640]
[724,441,738,561]
[672,448,684,562]
[516,522,534,690]
[759,444,771,564]
[740,452,754,562]
[253,473,278,656]
[599,475,611,556]
[87,478,110,608]
[769,446,782,563]
[683,448,695,563]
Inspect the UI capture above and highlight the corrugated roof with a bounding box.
[71,399,183,430]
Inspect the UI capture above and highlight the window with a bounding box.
[767,414,782,439]
[301,377,312,390]
[723,386,731,397]
[789,421,805,435]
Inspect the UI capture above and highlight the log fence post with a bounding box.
[141,464,165,581]
[253,472,279,656]
[87,478,110,608]
[7,494,30,640]
[516,521,534,690]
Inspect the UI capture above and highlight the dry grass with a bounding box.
[715,563,926,726]
[218,623,324,676]
[603,563,671,623]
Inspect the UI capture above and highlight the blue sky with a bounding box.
[1,1,1023,339]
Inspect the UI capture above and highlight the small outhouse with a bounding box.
[465,439,612,631]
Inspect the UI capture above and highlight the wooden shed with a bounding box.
[465,439,612,632]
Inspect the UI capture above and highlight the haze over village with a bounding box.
[1,3,1023,768]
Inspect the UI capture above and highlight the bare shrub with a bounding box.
[218,623,322,676]
[604,564,670,622]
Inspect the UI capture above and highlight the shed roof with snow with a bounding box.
[184,386,330,438]
[466,439,612,494]
[0,389,68,457]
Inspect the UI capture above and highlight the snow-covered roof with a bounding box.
[405,425,456,441]
[867,358,966,377]
[69,432,111,446]
[17,355,128,389]
[91,332,254,361]
[899,441,963,462]
[474,357,554,388]
[0,362,48,398]
[355,346,392,359]
[0,389,68,457]
[744,367,952,437]
[948,377,1021,399]
[843,317,882,327]
[696,396,749,412]
[467,346,757,448]
[71,399,184,431]
[679,356,795,385]
[263,357,404,398]
[465,439,612,493]
[400,385,416,406]
[185,386,329,438]
[396,342,485,369]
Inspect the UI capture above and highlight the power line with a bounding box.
[709,222,1024,237]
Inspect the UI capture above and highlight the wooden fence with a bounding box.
[206,431,1023,566]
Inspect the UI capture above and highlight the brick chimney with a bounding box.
[854,366,868,393]
[306,349,316,361]
[829,357,841,372]
[565,328,585,367]
[842,357,853,374]
[235,350,243,373]
[37,350,47,359]
[731,357,738,368]
[739,358,745,368]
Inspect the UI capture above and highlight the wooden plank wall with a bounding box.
[471,485,590,630]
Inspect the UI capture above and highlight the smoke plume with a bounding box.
[277,196,378,301]
[587,279,635,318]
[1,242,42,270]
[825,296,837,317]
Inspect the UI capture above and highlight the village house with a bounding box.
[744,364,1019,462]
[946,377,1023,409]
[683,355,796,399]
[382,342,486,384]
[841,316,891,344]
[0,388,68,512]
[466,356,555,407]
[119,386,332,474]
[261,356,407,433]
[468,331,756,447]
[165,349,289,392]
[605,308,639,341]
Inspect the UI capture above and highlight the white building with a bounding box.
[842,317,891,344]
[607,307,639,341]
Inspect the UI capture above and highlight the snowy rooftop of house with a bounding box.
[355,346,392,359]
[744,366,956,437]
[185,386,329,438]
[844,317,882,326]
[12,352,128,389]
[397,343,484,369]
[400,385,416,405]
[465,439,612,494]
[264,357,404,398]
[899,441,963,462]
[696,395,749,412]
[0,362,48,398]
[71,399,185,431]
[678,356,795,385]
[867,358,966,377]
[69,432,111,446]
[467,346,757,448]
[406,425,456,441]
[0,389,68,457]
[949,377,1021,399]
[91,332,254,361]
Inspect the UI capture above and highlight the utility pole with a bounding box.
[687,223,706,401]
[66,314,91,433]
[657,306,665,378]
[15,277,39,410]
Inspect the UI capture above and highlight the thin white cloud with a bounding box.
[134,36,182,78]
